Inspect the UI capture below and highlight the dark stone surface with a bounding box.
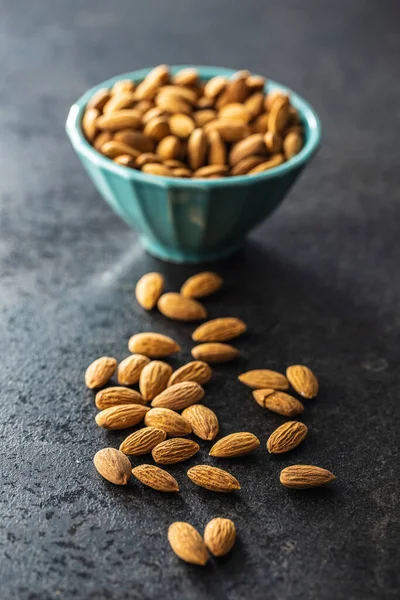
[1,0,399,598]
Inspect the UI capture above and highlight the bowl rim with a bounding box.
[66,65,321,187]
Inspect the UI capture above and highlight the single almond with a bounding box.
[96,109,142,131]
[246,75,266,91]
[132,464,179,492]
[139,360,173,401]
[238,369,289,390]
[112,79,135,94]
[142,106,165,125]
[114,154,136,168]
[93,448,132,485]
[169,113,195,139]
[133,99,153,115]
[205,120,250,142]
[128,332,180,358]
[229,134,266,166]
[173,67,199,87]
[187,465,240,492]
[286,365,319,399]
[157,293,207,322]
[117,354,151,385]
[163,159,187,169]
[264,131,283,153]
[265,90,289,112]
[244,92,264,117]
[142,163,173,177]
[168,522,209,565]
[231,155,266,176]
[204,518,236,556]
[100,140,140,160]
[82,108,99,142]
[135,152,161,167]
[159,85,198,105]
[156,92,192,115]
[219,102,251,124]
[85,357,117,389]
[252,113,270,134]
[267,421,308,454]
[280,465,336,489]
[216,78,248,108]
[152,438,200,464]
[194,165,228,178]
[93,131,113,151]
[196,95,214,109]
[188,128,208,170]
[192,317,246,342]
[95,404,150,430]
[253,389,304,416]
[191,343,239,363]
[143,116,170,141]
[248,154,284,173]
[204,76,228,99]
[181,404,219,441]
[95,386,146,410]
[135,272,165,310]
[151,381,205,410]
[283,132,303,159]
[268,98,290,133]
[207,130,227,165]
[194,109,217,127]
[171,167,192,177]
[145,407,192,436]
[119,426,167,455]
[114,130,155,153]
[134,65,169,100]
[168,361,212,387]
[102,91,136,113]
[209,432,260,457]
[156,135,182,160]
[87,88,111,111]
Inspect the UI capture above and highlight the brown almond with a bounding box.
[157,292,207,322]
[188,128,208,170]
[163,159,187,169]
[204,518,236,557]
[145,407,192,437]
[152,438,200,464]
[141,106,165,124]
[102,91,136,113]
[192,317,246,342]
[85,357,117,389]
[128,332,180,358]
[244,92,264,117]
[219,103,251,124]
[238,369,288,390]
[194,165,228,178]
[114,130,155,153]
[139,360,173,401]
[95,386,146,410]
[172,167,192,177]
[207,130,227,165]
[112,79,135,94]
[229,134,266,166]
[265,90,289,112]
[181,272,223,299]
[168,361,212,387]
[264,131,283,153]
[93,131,113,151]
[205,120,250,142]
[156,135,182,161]
[216,78,248,108]
[286,365,319,399]
[248,154,284,173]
[252,112,270,134]
[173,68,199,87]
[119,426,167,455]
[134,65,170,100]
[181,404,219,441]
[253,389,304,416]
[204,76,228,99]
[156,92,192,115]
[187,465,240,492]
[159,85,198,105]
[93,448,132,485]
[246,75,266,91]
[231,155,266,176]
[268,98,290,133]
[280,465,336,489]
[134,99,153,115]
[135,152,161,167]
[191,343,239,364]
[169,114,195,138]
[143,116,170,141]
[135,272,164,310]
[87,88,111,111]
[132,464,179,492]
[283,132,303,159]
[267,421,308,454]
[114,155,136,168]
[168,522,209,565]
[209,432,260,457]
[142,163,173,177]
[101,140,140,159]
[117,354,151,385]
[151,381,205,410]
[82,108,99,142]
[95,404,150,430]
[96,109,142,131]
[194,109,217,127]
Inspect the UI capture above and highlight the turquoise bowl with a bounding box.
[66,66,321,263]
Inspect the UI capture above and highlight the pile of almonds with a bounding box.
[87,271,335,565]
[82,65,304,178]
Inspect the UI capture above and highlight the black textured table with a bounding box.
[1,1,399,599]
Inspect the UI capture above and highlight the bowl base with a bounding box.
[140,236,243,264]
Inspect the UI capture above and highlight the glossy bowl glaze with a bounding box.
[66,66,321,263]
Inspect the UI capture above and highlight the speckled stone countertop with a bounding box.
[0,1,399,599]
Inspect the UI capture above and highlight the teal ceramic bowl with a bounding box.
[66,66,321,263]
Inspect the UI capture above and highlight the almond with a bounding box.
[248,154,284,174]
[204,518,236,556]
[168,522,209,565]
[114,155,136,168]
[144,407,192,436]
[246,75,266,91]
[85,357,117,389]
[188,128,208,170]
[96,109,142,131]
[93,448,132,485]
[267,421,308,454]
[173,68,199,87]
[244,92,264,117]
[229,133,266,166]
[143,116,170,141]
[93,131,112,151]
[231,155,265,176]
[286,365,319,399]
[193,165,228,178]
[204,76,228,99]
[142,163,173,177]
[95,386,146,410]
[142,107,165,125]
[167,361,212,387]
[252,112,269,134]
[112,79,135,94]
[119,426,166,455]
[133,99,153,115]
[187,465,240,492]
[169,114,195,139]
[156,92,192,115]
[135,152,161,167]
[128,332,180,358]
[87,88,111,111]
[219,103,251,124]
[205,120,250,142]
[135,272,165,310]
[216,78,248,108]
[265,90,289,112]
[192,317,246,342]
[139,360,173,401]
[151,381,205,410]
[117,354,151,385]
[207,130,227,165]
[134,65,169,100]
[102,91,136,113]
[114,130,155,153]
[181,404,219,441]
[180,272,223,300]
[95,404,150,430]
[194,109,217,127]
[264,131,283,153]
[152,438,200,464]
[100,140,140,160]
[209,432,260,457]
[171,167,192,177]
[159,85,198,105]
[157,293,207,322]
[191,343,239,363]
[156,135,182,161]
[238,369,289,390]
[280,465,336,489]
[82,108,99,142]
[252,389,304,416]
[268,98,290,133]
[132,464,179,492]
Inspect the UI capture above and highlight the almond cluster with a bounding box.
[82,65,304,178]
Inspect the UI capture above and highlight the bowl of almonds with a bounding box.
[66,65,321,263]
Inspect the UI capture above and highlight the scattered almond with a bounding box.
[181,404,219,441]
[187,465,240,492]
[168,522,209,565]
[267,421,308,454]
[85,357,117,389]
[145,407,192,436]
[95,386,146,410]
[95,404,150,430]
[119,426,167,455]
[157,293,207,322]
[209,432,260,457]
[192,317,246,342]
[135,272,165,310]
[117,354,151,385]
[252,389,304,416]
[128,332,180,358]
[180,272,223,298]
[168,361,212,387]
[139,360,173,401]
[238,369,289,390]
[152,438,200,464]
[204,518,236,557]
[151,381,205,410]
[93,448,132,485]
[191,343,239,363]
[132,464,179,492]
[286,365,319,398]
[280,465,336,489]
